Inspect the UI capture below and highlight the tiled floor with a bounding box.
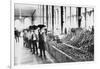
[14,37,56,65]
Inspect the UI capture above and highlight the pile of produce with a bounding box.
[48,41,94,61]
[61,28,94,54]
[47,27,94,61]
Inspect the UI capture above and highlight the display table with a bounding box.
[46,41,77,62]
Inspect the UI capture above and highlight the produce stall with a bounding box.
[46,41,93,63]
[46,28,94,62]
[46,41,76,62]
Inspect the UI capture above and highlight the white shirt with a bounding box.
[27,32,32,40]
[32,33,36,40]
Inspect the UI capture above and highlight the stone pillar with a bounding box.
[61,6,63,34]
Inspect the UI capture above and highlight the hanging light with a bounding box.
[19,8,22,19]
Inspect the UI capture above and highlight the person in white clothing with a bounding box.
[31,30,38,54]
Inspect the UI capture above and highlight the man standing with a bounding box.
[38,29,46,58]
[31,30,38,54]
[28,30,33,52]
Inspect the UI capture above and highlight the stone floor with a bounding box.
[14,37,56,65]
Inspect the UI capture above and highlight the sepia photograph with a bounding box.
[14,3,94,65]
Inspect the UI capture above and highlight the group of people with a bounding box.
[22,26,47,59]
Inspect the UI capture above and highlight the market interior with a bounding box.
[14,3,94,65]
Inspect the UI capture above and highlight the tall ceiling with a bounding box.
[14,3,38,17]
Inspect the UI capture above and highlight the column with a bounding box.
[61,6,63,34]
[78,7,81,28]
[46,5,48,29]
[52,6,54,34]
